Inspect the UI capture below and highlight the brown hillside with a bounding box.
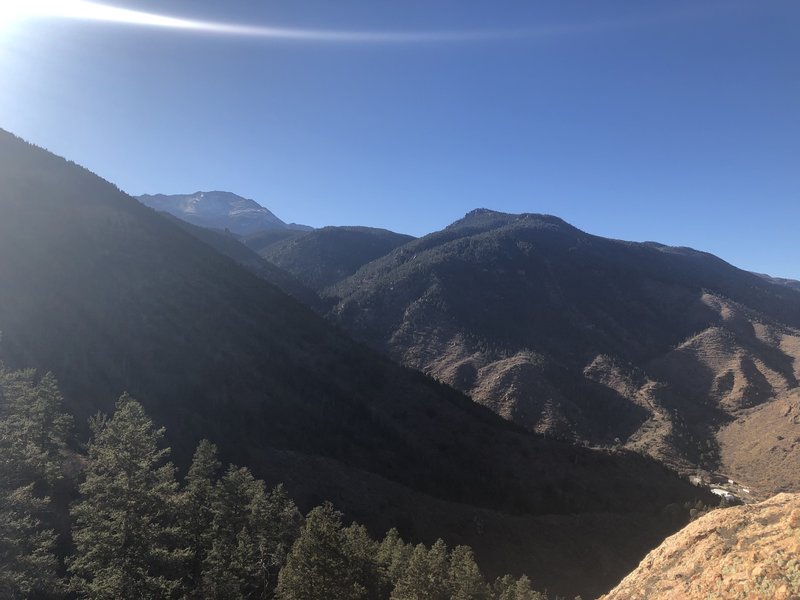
[602,493,800,600]
[718,389,800,499]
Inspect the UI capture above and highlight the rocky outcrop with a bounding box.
[602,493,800,600]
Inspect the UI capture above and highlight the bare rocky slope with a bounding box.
[0,130,710,598]
[602,492,800,600]
[327,209,800,493]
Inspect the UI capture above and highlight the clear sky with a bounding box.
[1,1,798,278]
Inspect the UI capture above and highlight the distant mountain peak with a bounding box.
[464,207,500,217]
[137,191,311,235]
[449,208,576,235]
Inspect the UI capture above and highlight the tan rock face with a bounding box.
[602,493,800,600]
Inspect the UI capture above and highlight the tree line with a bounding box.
[0,366,574,599]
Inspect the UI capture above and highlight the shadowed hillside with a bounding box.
[159,213,326,311]
[0,131,710,598]
[248,225,414,291]
[328,209,800,484]
[242,228,305,254]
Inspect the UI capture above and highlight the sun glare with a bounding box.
[0,0,76,23]
[0,0,721,45]
[0,0,203,32]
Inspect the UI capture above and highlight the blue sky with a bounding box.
[1,1,798,277]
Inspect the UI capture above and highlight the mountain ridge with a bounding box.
[248,225,415,291]
[137,190,311,235]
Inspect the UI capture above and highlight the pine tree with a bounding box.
[377,528,412,586]
[179,439,221,598]
[390,543,428,600]
[202,465,263,598]
[390,540,450,600]
[0,368,71,598]
[196,464,302,599]
[449,545,490,600]
[0,369,73,485]
[259,483,303,595]
[492,574,546,600]
[235,481,277,599]
[493,575,517,600]
[513,575,545,600]
[343,523,387,600]
[276,502,365,600]
[69,395,184,599]
[0,484,60,599]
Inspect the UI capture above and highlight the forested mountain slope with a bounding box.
[248,225,414,291]
[0,130,709,597]
[328,209,800,485]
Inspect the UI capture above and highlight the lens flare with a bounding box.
[0,0,511,42]
[0,0,728,44]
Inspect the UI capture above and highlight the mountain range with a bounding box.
[321,209,800,495]
[0,129,712,598]
[163,199,800,501]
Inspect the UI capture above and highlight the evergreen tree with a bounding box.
[513,575,545,600]
[492,574,546,600]
[202,465,264,598]
[390,543,429,600]
[427,539,452,600]
[343,523,387,600]
[179,439,221,598]
[0,484,60,599]
[201,465,301,599]
[449,545,490,600]
[390,540,450,600]
[0,368,71,598]
[0,369,73,485]
[69,395,184,599]
[377,528,412,586]
[258,484,303,595]
[276,502,365,600]
[493,575,517,600]
[234,479,303,599]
